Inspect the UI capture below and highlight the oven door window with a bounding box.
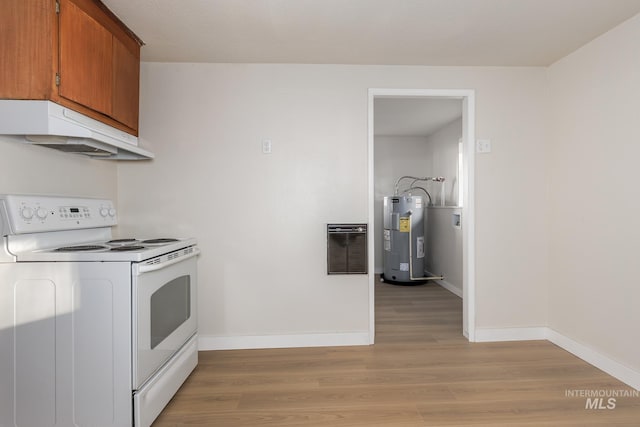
[150,275,191,349]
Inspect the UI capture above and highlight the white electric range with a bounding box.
[0,194,199,427]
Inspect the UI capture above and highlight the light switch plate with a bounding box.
[476,139,491,153]
[262,139,272,154]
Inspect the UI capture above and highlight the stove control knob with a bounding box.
[36,208,48,219]
[100,208,109,217]
[21,207,34,220]
[108,208,116,217]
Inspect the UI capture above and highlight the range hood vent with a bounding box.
[0,100,154,160]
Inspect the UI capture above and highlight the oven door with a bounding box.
[132,246,199,389]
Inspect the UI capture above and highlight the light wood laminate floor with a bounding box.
[153,281,640,426]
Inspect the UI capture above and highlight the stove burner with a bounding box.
[55,245,107,252]
[141,238,179,244]
[109,245,146,252]
[107,238,138,244]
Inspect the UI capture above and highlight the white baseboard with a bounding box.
[435,278,462,298]
[198,332,371,351]
[473,327,639,391]
[424,270,463,298]
[474,327,548,342]
[546,329,640,391]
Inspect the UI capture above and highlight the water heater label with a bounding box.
[383,230,391,251]
[400,263,409,271]
[416,199,423,208]
[417,236,425,258]
[399,217,410,232]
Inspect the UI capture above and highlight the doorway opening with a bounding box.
[367,89,476,343]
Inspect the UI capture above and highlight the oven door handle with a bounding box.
[136,247,201,275]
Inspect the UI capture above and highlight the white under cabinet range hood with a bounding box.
[0,100,154,160]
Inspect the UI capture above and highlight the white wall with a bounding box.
[424,117,463,206]
[117,63,549,345]
[426,207,463,295]
[423,118,464,294]
[547,14,640,373]
[0,136,117,200]
[373,135,431,272]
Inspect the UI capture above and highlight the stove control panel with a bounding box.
[0,194,117,235]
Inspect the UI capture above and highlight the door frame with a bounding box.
[367,88,476,343]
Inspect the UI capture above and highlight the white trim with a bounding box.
[463,93,476,342]
[198,327,640,390]
[435,279,463,298]
[424,269,463,298]
[200,327,640,390]
[474,327,548,342]
[198,332,370,351]
[547,329,640,391]
[472,327,640,391]
[367,88,476,344]
[367,89,376,345]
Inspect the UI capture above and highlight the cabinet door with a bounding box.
[58,0,113,116]
[112,37,139,130]
[0,0,54,100]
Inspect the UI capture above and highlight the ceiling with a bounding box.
[375,98,462,137]
[100,1,640,138]
[102,0,640,66]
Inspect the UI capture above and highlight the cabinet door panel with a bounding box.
[112,37,139,131]
[59,0,112,116]
[0,0,53,99]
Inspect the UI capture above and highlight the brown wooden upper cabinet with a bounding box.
[0,0,143,135]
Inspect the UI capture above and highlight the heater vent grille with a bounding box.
[327,224,367,274]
